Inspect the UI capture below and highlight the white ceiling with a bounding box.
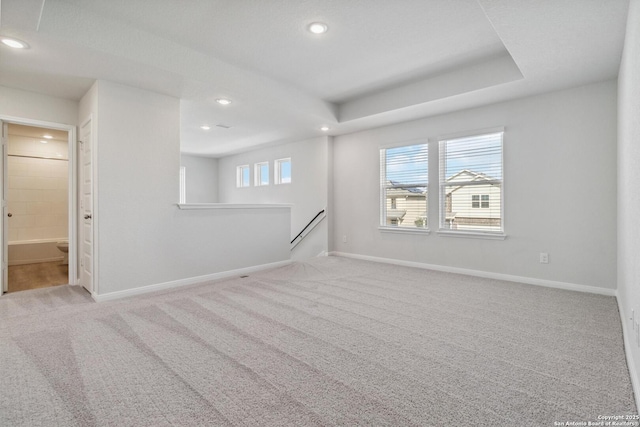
[0,0,630,157]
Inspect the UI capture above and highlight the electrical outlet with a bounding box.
[342,235,347,243]
[539,252,549,264]
[636,321,639,346]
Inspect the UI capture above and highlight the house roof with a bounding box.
[447,169,495,182]
[445,170,500,194]
[0,0,630,156]
[388,180,426,195]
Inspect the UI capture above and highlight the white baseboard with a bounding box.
[616,298,640,412]
[329,251,616,296]
[92,260,292,303]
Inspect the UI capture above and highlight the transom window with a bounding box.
[379,143,428,229]
[254,162,269,186]
[236,165,250,188]
[275,158,291,184]
[439,130,503,234]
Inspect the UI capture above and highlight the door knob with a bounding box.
[7,213,12,217]
[84,214,92,219]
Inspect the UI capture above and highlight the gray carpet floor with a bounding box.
[0,256,636,426]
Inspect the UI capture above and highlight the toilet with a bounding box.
[56,241,69,265]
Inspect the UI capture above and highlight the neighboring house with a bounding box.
[385,181,427,228]
[384,171,500,230]
[444,170,501,231]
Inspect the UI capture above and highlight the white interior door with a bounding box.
[79,120,93,293]
[1,121,7,293]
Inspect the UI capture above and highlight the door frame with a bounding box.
[0,115,78,294]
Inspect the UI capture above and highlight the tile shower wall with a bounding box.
[7,135,68,242]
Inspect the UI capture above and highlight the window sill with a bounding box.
[437,230,506,240]
[177,203,292,210]
[378,226,430,235]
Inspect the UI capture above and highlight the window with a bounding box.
[380,143,428,229]
[179,166,186,203]
[275,158,291,184]
[471,194,490,209]
[254,162,269,186]
[236,165,250,188]
[439,130,503,234]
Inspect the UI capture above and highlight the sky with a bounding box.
[385,143,428,185]
[443,132,502,180]
[385,132,502,185]
[280,160,291,183]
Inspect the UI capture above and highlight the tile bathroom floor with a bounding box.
[7,262,68,293]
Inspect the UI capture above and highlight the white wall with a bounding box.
[180,154,218,203]
[332,80,617,290]
[617,0,640,403]
[217,136,330,260]
[83,80,290,296]
[0,86,78,126]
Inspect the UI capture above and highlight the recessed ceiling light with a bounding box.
[308,22,329,34]
[200,125,211,130]
[40,140,48,144]
[320,126,330,132]
[43,134,53,139]
[1,37,29,49]
[216,98,231,105]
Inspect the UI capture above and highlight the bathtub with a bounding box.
[8,239,66,266]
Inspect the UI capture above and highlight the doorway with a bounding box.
[0,118,78,295]
[5,124,70,292]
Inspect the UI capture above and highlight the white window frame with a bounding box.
[274,157,291,185]
[379,141,429,234]
[438,128,505,239]
[254,161,269,186]
[179,166,186,203]
[236,164,250,188]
